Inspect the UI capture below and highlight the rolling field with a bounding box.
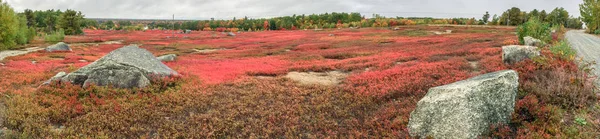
[0,26,597,138]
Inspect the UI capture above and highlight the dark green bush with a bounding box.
[517,18,552,45]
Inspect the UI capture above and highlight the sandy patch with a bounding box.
[469,61,479,70]
[285,71,348,86]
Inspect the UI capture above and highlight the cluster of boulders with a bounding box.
[408,36,543,138]
[501,36,542,64]
[44,45,179,88]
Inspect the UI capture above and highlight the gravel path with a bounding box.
[566,30,600,83]
[0,47,44,61]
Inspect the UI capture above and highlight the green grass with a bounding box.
[395,30,430,37]
[550,40,576,60]
[44,30,65,43]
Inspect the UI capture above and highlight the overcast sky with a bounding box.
[5,0,584,20]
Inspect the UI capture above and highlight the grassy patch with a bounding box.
[44,30,65,43]
[550,40,576,60]
[394,29,430,37]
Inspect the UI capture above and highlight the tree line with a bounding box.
[1,0,86,50]
[23,9,86,35]
[488,7,583,29]
[106,8,583,32]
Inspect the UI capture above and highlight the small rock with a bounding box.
[45,42,71,52]
[502,45,540,64]
[79,60,88,63]
[524,36,542,47]
[446,30,453,33]
[227,32,236,36]
[408,70,518,139]
[157,54,177,62]
[42,72,67,85]
[328,34,335,37]
[31,61,37,64]
[394,27,400,30]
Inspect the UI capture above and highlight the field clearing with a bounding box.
[0,26,547,138]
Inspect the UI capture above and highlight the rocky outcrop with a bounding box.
[157,54,177,62]
[408,70,518,139]
[45,42,71,52]
[524,36,542,46]
[54,45,178,88]
[502,45,540,64]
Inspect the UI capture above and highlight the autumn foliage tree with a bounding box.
[580,0,600,33]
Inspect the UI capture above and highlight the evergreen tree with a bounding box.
[482,11,490,24]
[57,9,84,35]
[23,9,35,27]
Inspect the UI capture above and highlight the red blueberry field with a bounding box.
[0,26,597,138]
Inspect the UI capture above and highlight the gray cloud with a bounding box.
[5,0,583,20]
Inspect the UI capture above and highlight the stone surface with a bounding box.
[502,45,540,64]
[58,45,178,88]
[45,42,71,52]
[524,36,542,46]
[408,70,518,139]
[42,72,67,85]
[157,54,177,62]
[227,32,236,36]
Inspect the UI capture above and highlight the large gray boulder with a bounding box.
[502,45,540,64]
[408,70,518,139]
[523,36,542,46]
[157,54,177,62]
[58,45,178,88]
[45,42,71,52]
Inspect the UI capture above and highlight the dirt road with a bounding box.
[566,30,600,83]
[0,47,44,61]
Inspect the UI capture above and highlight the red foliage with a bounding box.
[215,27,226,32]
